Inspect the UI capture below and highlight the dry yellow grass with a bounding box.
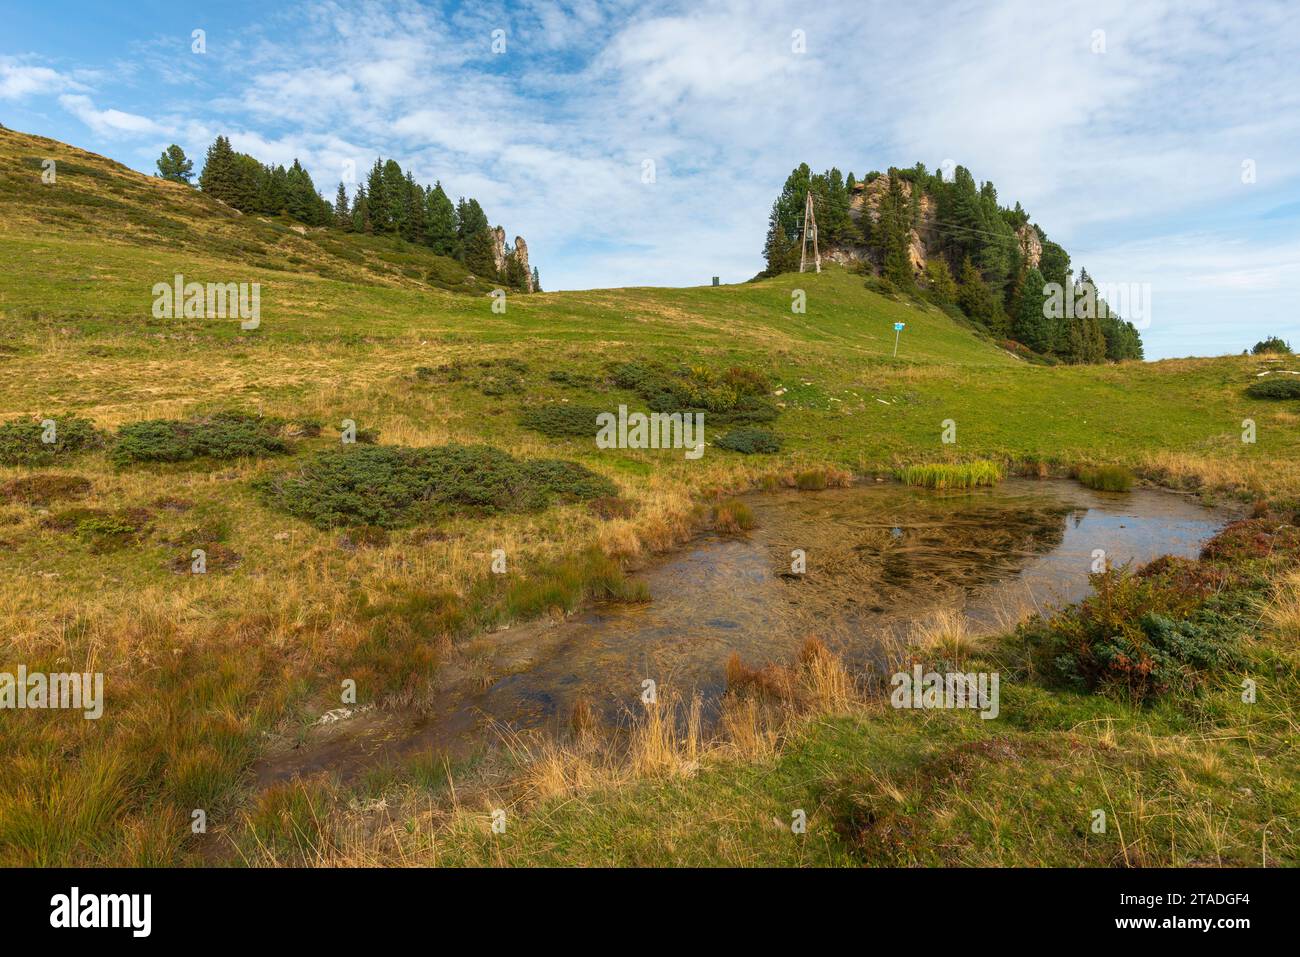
[1263,569,1300,641]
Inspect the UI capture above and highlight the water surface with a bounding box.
[258,479,1233,783]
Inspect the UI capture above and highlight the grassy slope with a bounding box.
[0,125,1297,866]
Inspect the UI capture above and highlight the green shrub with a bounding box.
[43,506,151,551]
[1075,464,1135,492]
[0,415,102,467]
[1252,336,1292,355]
[111,411,290,466]
[254,444,617,529]
[1022,566,1244,703]
[897,461,1003,489]
[609,360,777,422]
[547,369,592,387]
[519,404,604,438]
[715,428,782,454]
[1244,377,1300,400]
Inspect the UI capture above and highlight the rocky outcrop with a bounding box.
[840,174,938,278]
[514,236,532,292]
[491,226,507,276]
[1016,224,1042,270]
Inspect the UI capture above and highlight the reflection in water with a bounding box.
[258,479,1232,784]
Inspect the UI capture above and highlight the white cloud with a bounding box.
[58,94,166,137]
[0,58,83,100]
[9,0,1299,357]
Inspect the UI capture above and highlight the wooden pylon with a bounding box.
[799,190,820,274]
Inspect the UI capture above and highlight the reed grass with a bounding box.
[896,460,1004,490]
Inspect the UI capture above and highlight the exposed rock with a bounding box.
[514,236,533,292]
[1016,224,1042,270]
[491,226,507,276]
[843,174,937,278]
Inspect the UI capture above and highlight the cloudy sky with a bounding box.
[3,0,1298,359]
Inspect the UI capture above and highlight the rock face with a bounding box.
[1016,224,1042,270]
[514,236,533,292]
[489,226,534,291]
[491,226,507,276]
[835,174,937,278]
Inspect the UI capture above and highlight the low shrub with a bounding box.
[1244,377,1300,400]
[548,369,592,387]
[519,404,604,438]
[111,411,290,466]
[254,443,617,529]
[43,506,151,551]
[1022,564,1245,702]
[609,360,777,422]
[897,460,1003,490]
[716,428,782,454]
[0,415,102,467]
[1075,464,1135,492]
[1200,518,1300,563]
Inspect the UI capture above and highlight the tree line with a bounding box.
[156,140,539,292]
[761,162,1143,363]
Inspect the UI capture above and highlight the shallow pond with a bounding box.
[259,478,1235,784]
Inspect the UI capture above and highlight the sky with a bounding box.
[2,0,1298,360]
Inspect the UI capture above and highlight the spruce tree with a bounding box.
[335,182,351,229]
[382,159,406,235]
[762,207,799,276]
[923,258,957,303]
[351,184,369,233]
[366,160,387,231]
[198,135,237,202]
[425,183,457,256]
[463,227,498,277]
[1012,267,1053,353]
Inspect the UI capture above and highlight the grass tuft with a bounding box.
[896,460,1003,490]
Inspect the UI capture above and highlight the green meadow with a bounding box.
[0,125,1297,867]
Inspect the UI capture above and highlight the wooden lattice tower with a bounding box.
[799,190,820,274]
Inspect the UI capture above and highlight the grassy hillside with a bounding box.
[0,127,1297,866]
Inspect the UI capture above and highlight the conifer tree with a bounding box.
[156,145,194,183]
[425,183,457,256]
[198,135,237,201]
[1012,267,1053,353]
[463,227,498,277]
[334,182,351,230]
[366,160,387,231]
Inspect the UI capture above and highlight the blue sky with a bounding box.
[2,0,1298,360]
